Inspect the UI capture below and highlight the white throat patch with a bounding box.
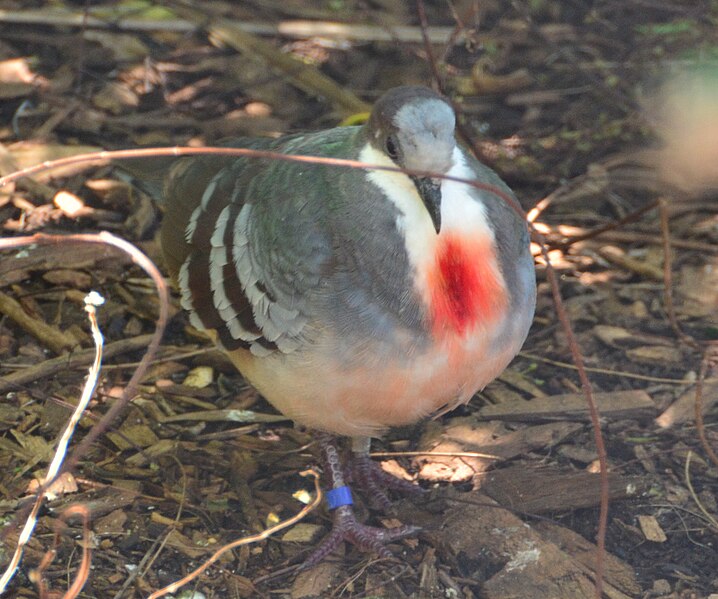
[359,143,495,281]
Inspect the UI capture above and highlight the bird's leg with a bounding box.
[347,436,423,511]
[300,433,420,569]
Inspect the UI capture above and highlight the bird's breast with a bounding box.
[423,232,508,340]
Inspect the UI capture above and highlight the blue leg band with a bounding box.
[325,486,353,510]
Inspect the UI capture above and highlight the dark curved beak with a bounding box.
[411,176,442,233]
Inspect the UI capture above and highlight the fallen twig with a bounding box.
[520,350,718,385]
[0,9,457,43]
[0,289,78,354]
[532,226,609,599]
[0,333,154,394]
[658,199,700,350]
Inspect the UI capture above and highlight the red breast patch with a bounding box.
[427,234,507,338]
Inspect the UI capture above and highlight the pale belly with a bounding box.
[234,323,522,437]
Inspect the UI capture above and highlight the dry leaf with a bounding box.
[183,366,214,389]
[26,471,78,500]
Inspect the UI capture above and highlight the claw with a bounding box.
[300,504,420,570]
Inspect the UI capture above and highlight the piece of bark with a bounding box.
[417,547,440,599]
[485,422,583,460]
[291,561,343,599]
[478,390,656,422]
[533,520,641,597]
[52,486,138,519]
[497,368,548,397]
[482,382,528,405]
[597,245,663,281]
[42,269,93,289]
[417,418,581,482]
[626,346,684,366]
[655,382,718,428]
[636,515,667,543]
[481,466,642,513]
[0,240,121,287]
[438,496,627,599]
[592,325,676,349]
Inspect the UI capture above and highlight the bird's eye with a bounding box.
[385,136,398,159]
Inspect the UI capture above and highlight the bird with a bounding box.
[149,86,536,567]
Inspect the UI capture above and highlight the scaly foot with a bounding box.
[300,433,420,568]
[347,451,423,511]
[300,503,420,569]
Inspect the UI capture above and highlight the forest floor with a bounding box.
[1,1,717,598]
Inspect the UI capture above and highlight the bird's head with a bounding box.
[367,86,457,232]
